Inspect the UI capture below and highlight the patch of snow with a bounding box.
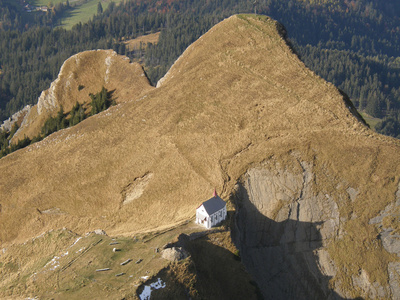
[139,278,166,300]
[30,272,37,280]
[44,251,69,271]
[64,134,76,142]
[137,95,147,102]
[76,247,85,253]
[32,231,47,242]
[69,237,82,248]
[140,285,152,299]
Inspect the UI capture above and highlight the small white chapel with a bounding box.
[196,189,227,229]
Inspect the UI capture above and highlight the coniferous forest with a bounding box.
[1,0,400,138]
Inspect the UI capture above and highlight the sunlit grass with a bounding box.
[61,0,125,30]
[28,0,124,30]
[360,111,382,129]
[29,0,66,5]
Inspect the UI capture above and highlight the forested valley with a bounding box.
[1,0,400,138]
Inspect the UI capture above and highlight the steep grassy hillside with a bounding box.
[1,14,400,298]
[12,49,153,142]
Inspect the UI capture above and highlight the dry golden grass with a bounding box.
[12,49,153,142]
[1,14,400,297]
[0,228,168,299]
[124,32,160,51]
[0,219,249,298]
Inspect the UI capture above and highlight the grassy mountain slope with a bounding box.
[0,14,400,298]
[12,49,153,142]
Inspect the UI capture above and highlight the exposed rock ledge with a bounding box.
[0,105,31,132]
[232,157,342,299]
[232,156,400,299]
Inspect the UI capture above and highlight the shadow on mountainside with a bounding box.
[183,234,262,299]
[143,231,262,299]
[232,184,363,300]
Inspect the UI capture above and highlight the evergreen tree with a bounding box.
[97,2,103,15]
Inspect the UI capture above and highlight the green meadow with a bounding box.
[360,112,382,130]
[29,0,124,29]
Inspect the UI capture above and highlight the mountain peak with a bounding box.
[159,14,367,135]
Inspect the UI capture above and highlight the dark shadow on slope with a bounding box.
[157,232,262,299]
[59,6,82,27]
[184,235,262,300]
[231,183,363,300]
[136,266,190,300]
[338,88,369,127]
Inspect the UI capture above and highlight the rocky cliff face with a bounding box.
[233,152,400,299]
[233,157,340,299]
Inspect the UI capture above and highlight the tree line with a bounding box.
[0,86,113,158]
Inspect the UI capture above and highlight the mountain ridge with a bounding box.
[1,14,400,298]
[11,49,153,143]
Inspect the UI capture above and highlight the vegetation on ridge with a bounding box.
[0,86,114,159]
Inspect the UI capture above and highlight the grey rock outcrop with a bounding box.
[161,247,189,262]
[233,155,400,299]
[389,262,400,297]
[232,157,342,299]
[369,184,400,297]
[370,186,400,256]
[0,105,31,132]
[93,229,107,236]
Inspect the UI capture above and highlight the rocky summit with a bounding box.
[1,14,400,299]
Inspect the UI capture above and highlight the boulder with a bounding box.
[161,247,189,262]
